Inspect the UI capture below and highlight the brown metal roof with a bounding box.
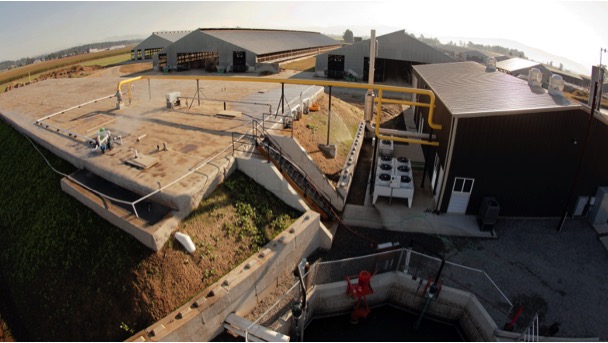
[413,62,582,118]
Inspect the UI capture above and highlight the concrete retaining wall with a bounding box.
[127,210,331,342]
[61,177,180,251]
[236,156,309,213]
[336,122,366,200]
[300,271,498,341]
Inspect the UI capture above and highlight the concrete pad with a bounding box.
[124,153,158,170]
[342,204,384,229]
[0,76,322,250]
[600,236,608,251]
[216,110,242,118]
[594,224,608,235]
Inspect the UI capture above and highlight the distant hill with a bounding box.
[437,36,589,75]
[0,39,142,71]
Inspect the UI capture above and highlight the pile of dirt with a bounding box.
[292,94,363,183]
[292,95,406,183]
[119,62,153,75]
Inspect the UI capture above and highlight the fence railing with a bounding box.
[520,313,539,342]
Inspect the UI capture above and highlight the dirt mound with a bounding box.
[293,94,363,183]
[293,95,405,183]
[119,62,153,75]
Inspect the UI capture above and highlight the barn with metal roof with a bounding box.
[497,57,588,89]
[314,30,454,83]
[153,28,341,72]
[131,31,191,60]
[411,61,608,219]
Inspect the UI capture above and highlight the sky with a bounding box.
[0,1,606,75]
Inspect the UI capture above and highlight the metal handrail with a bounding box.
[519,313,539,342]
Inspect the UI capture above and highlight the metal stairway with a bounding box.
[231,119,338,219]
[260,135,336,220]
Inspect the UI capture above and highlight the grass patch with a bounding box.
[0,119,302,341]
[80,53,131,67]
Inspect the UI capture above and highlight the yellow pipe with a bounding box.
[374,98,430,108]
[375,89,383,140]
[377,134,439,146]
[115,74,442,139]
[117,76,142,92]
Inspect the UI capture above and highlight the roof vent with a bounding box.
[528,68,542,87]
[548,74,564,96]
[486,57,496,72]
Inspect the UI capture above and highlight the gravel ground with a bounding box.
[308,217,608,340]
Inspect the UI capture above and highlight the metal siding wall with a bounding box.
[136,35,170,52]
[447,109,588,217]
[344,43,368,79]
[315,51,329,73]
[577,114,608,198]
[414,75,453,202]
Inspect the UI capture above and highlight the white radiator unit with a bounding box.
[528,68,543,87]
[548,74,564,96]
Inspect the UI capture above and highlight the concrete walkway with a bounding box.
[343,203,494,238]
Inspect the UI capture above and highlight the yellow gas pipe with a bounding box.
[116,75,441,145]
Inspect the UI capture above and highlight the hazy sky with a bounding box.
[0,1,606,74]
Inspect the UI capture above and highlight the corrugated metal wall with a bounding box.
[159,30,256,69]
[577,113,608,201]
[445,109,588,217]
[315,30,454,79]
[132,35,170,60]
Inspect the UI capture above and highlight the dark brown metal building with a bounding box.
[412,61,607,218]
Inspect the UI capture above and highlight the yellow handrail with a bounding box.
[116,74,442,143]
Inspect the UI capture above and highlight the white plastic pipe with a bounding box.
[174,232,196,254]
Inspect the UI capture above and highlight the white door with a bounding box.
[447,177,475,214]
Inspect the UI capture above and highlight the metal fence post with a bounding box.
[404,245,412,273]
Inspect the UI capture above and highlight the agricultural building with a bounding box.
[131,31,191,60]
[314,30,454,83]
[153,28,341,72]
[413,61,608,219]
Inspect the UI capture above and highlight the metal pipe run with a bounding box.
[115,74,441,134]
[36,93,116,122]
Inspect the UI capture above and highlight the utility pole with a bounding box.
[597,48,606,111]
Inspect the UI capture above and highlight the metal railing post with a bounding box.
[404,244,412,273]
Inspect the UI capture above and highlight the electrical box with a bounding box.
[477,197,500,232]
[166,92,181,109]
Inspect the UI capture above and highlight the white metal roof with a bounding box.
[495,57,541,73]
[413,62,581,118]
